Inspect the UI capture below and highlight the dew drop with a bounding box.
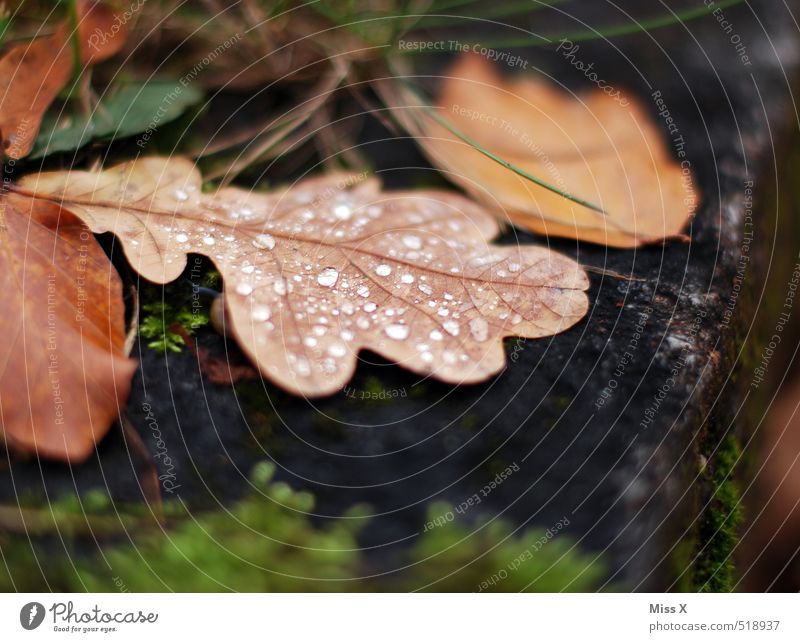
[295,357,311,377]
[274,279,287,296]
[251,305,271,322]
[235,283,253,296]
[469,317,489,342]
[443,320,460,336]
[203,236,215,246]
[429,329,443,341]
[376,264,392,277]
[400,273,415,284]
[304,336,317,348]
[317,267,339,288]
[356,285,370,298]
[402,234,422,250]
[174,188,189,201]
[418,283,433,296]
[253,234,276,250]
[241,265,255,274]
[175,233,188,243]
[385,324,409,340]
[333,204,352,220]
[328,343,347,357]
[364,302,377,313]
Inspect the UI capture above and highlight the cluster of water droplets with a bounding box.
[151,178,542,383]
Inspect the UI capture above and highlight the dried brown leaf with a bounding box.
[0,194,136,461]
[387,55,699,248]
[0,0,126,159]
[14,157,589,396]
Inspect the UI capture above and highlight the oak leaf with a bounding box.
[388,55,699,247]
[14,157,589,396]
[0,193,137,461]
[0,0,126,159]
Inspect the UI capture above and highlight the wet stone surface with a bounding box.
[2,0,798,590]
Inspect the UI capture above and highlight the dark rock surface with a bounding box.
[3,0,799,590]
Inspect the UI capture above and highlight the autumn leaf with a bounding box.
[385,55,699,248]
[0,193,137,461]
[0,0,126,159]
[14,157,589,397]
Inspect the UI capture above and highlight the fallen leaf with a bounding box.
[14,157,589,396]
[30,80,204,159]
[0,193,137,461]
[0,0,126,159]
[386,55,699,247]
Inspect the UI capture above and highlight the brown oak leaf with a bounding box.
[0,0,126,159]
[0,193,136,461]
[385,54,699,248]
[14,157,589,396]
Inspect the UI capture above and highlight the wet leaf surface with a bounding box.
[16,157,590,396]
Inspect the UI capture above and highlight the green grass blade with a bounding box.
[395,79,605,214]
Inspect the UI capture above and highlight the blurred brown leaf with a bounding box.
[388,55,699,248]
[0,0,126,159]
[0,193,136,461]
[15,157,590,396]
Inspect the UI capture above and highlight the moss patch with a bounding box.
[0,465,604,592]
[691,434,743,591]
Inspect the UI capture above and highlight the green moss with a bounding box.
[0,466,604,592]
[138,269,215,354]
[399,504,605,591]
[692,435,743,592]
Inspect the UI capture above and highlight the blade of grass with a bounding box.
[477,0,747,48]
[394,78,605,214]
[412,0,572,28]
[398,0,746,50]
